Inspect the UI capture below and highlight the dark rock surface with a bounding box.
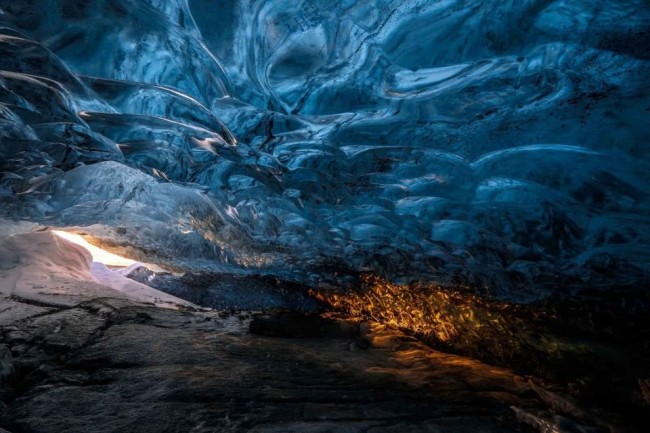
[125,266,317,311]
[313,277,650,432]
[0,294,598,433]
[249,311,360,338]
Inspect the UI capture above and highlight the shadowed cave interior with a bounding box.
[0,1,649,432]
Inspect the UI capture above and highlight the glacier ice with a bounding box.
[0,0,649,301]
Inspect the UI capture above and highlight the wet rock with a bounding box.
[25,309,107,353]
[0,296,548,433]
[125,268,318,312]
[313,277,650,432]
[0,300,54,327]
[249,311,359,338]
[0,344,15,385]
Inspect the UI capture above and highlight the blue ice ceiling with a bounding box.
[1,0,649,300]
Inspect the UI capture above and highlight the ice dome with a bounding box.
[1,0,649,300]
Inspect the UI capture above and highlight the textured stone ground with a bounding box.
[0,229,645,432]
[0,294,555,433]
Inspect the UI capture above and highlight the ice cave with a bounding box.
[1,1,649,432]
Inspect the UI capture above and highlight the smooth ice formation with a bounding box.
[1,0,649,301]
[0,223,194,309]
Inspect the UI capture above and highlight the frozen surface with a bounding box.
[0,224,196,309]
[1,1,649,300]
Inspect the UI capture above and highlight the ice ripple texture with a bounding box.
[1,0,649,301]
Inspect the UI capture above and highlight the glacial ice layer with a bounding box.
[1,0,649,301]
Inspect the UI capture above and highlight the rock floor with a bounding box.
[0,295,553,433]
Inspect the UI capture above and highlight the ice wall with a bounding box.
[1,0,649,300]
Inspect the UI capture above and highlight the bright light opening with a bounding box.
[52,230,137,267]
